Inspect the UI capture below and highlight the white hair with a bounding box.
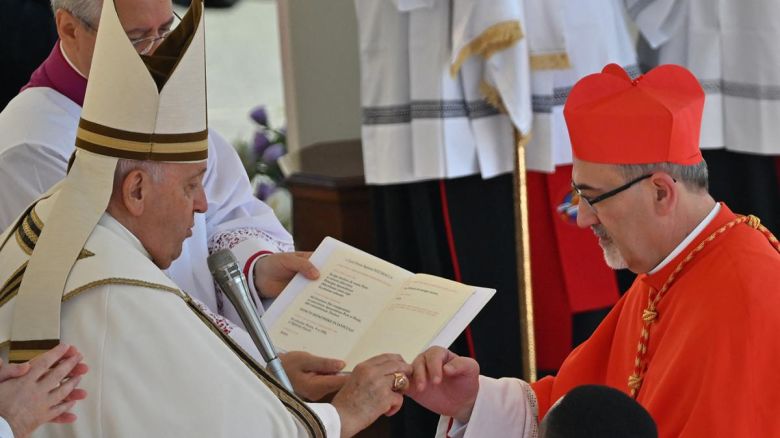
[112,159,166,196]
[51,0,102,25]
[619,160,709,192]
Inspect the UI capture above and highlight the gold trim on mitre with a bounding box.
[76,120,208,162]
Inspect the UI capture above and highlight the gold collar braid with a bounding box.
[628,215,779,397]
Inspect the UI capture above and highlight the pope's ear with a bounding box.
[650,173,677,215]
[119,169,148,217]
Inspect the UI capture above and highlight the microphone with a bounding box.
[207,249,294,392]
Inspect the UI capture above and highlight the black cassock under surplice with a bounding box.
[372,173,525,437]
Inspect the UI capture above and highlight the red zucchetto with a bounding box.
[564,63,705,165]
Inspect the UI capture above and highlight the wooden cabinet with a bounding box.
[285,139,374,253]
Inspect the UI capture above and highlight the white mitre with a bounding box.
[6,0,208,362]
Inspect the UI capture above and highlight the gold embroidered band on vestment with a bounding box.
[1,208,94,309]
[629,214,780,397]
[0,264,26,308]
[450,20,524,78]
[184,295,327,438]
[480,80,508,114]
[530,52,571,70]
[9,339,60,363]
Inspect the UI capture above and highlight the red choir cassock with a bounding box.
[533,203,780,436]
[532,64,780,436]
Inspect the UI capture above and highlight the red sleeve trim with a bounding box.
[243,250,273,280]
[439,180,477,360]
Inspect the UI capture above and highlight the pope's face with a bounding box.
[138,162,207,269]
[81,0,175,75]
[571,159,656,273]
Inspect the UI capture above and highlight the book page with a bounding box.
[427,286,494,349]
[268,247,409,360]
[344,273,474,368]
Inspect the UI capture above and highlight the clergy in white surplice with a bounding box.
[0,1,409,436]
[356,0,481,184]
[450,0,531,178]
[628,0,780,155]
[515,0,636,374]
[525,0,637,172]
[353,5,636,422]
[627,0,780,233]
[353,10,532,436]
[356,0,637,182]
[355,6,531,437]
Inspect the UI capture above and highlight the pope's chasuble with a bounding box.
[0,194,339,437]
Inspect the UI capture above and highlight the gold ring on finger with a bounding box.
[390,372,409,392]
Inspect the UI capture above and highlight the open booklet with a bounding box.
[263,237,495,371]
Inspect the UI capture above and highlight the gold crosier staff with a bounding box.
[513,134,536,382]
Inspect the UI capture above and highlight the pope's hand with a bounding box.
[253,252,319,298]
[280,351,348,401]
[405,346,479,424]
[331,354,411,438]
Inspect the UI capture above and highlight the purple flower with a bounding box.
[255,181,277,201]
[251,174,277,201]
[253,132,271,156]
[250,105,268,127]
[261,143,285,163]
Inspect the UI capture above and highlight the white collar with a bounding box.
[59,43,89,79]
[648,203,721,274]
[99,213,152,260]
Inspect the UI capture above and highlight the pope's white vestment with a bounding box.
[0,194,339,437]
[0,86,292,330]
